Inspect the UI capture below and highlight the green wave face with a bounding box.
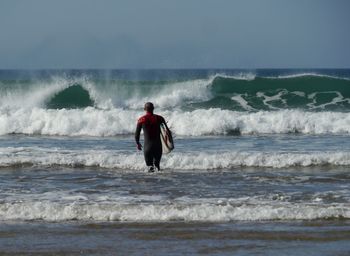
[46,84,94,109]
[203,76,350,111]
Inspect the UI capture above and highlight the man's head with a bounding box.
[144,102,154,113]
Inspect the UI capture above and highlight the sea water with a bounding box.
[0,69,350,255]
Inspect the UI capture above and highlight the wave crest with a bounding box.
[1,72,350,111]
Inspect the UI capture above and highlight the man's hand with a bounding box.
[136,143,142,151]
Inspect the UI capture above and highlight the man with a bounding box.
[135,102,170,172]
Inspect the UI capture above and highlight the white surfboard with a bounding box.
[160,123,174,154]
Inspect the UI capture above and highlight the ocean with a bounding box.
[0,69,350,255]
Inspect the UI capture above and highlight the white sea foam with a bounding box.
[0,200,348,221]
[2,147,350,169]
[0,107,137,136]
[256,90,288,110]
[1,108,350,136]
[265,72,350,81]
[214,73,256,81]
[307,91,350,110]
[231,94,256,111]
[169,109,350,136]
[291,91,306,97]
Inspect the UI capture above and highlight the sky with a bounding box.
[0,0,349,69]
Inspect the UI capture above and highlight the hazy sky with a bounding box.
[0,0,349,69]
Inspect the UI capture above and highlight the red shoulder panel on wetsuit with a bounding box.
[137,113,163,139]
[138,114,161,124]
[138,116,146,124]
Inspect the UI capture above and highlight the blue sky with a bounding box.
[0,0,349,69]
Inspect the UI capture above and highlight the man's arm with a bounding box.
[135,122,142,150]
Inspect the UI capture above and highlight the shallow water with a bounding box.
[1,221,350,255]
[1,134,350,222]
[0,135,350,255]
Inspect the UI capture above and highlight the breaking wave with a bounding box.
[1,108,350,136]
[1,72,350,111]
[0,200,348,221]
[2,147,350,169]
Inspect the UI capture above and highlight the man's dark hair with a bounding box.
[144,102,154,113]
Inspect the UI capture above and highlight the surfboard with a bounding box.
[160,123,174,154]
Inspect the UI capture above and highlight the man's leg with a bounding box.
[144,149,154,172]
[154,148,162,171]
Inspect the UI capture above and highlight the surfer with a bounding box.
[135,102,171,172]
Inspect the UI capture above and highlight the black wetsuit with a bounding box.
[135,112,166,169]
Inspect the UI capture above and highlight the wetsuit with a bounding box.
[135,112,166,169]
